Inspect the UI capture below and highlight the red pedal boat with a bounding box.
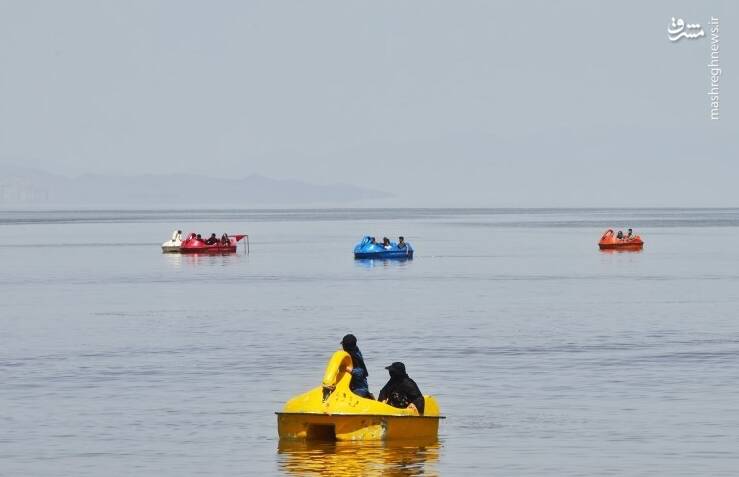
[180,233,248,254]
[598,229,643,250]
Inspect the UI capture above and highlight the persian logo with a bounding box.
[668,17,704,42]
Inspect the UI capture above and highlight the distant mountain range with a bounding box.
[0,166,391,206]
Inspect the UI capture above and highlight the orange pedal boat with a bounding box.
[599,229,644,250]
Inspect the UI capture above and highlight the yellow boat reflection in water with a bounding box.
[277,350,444,441]
[278,439,441,477]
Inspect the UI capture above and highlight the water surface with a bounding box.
[1,208,738,475]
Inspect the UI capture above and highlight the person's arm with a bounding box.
[378,383,390,403]
[404,380,425,415]
[410,395,424,415]
[350,367,366,378]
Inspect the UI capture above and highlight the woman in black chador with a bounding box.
[378,362,425,415]
[341,334,371,398]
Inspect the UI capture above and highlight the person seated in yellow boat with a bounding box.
[341,334,372,399]
[205,233,218,245]
[378,362,425,415]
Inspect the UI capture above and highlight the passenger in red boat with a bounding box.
[221,233,230,246]
[196,234,203,241]
[205,233,218,245]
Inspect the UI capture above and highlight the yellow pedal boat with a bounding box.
[277,350,444,441]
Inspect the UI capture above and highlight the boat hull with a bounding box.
[276,412,442,441]
[180,244,238,254]
[354,250,413,260]
[598,243,643,250]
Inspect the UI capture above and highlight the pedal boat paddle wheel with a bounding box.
[276,350,444,441]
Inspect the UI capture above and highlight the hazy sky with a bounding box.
[0,1,736,206]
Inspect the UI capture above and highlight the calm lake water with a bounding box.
[2,208,739,476]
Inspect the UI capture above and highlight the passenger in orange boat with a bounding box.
[626,228,634,239]
[616,230,624,240]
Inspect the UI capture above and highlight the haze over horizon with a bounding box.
[1,1,736,207]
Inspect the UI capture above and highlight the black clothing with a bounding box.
[378,373,425,415]
[205,235,218,245]
[341,337,369,395]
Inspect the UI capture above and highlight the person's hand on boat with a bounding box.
[406,403,419,414]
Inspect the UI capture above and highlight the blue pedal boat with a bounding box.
[353,236,414,259]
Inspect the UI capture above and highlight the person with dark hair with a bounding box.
[397,236,407,250]
[616,230,624,240]
[221,233,230,246]
[626,228,633,239]
[196,234,203,241]
[378,362,425,415]
[341,334,371,398]
[205,233,218,245]
[382,237,391,248]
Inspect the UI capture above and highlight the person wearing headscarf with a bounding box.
[378,362,425,415]
[341,334,371,398]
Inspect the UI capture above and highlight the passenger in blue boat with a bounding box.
[397,236,407,250]
[341,334,372,399]
[382,237,391,248]
[378,362,425,415]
